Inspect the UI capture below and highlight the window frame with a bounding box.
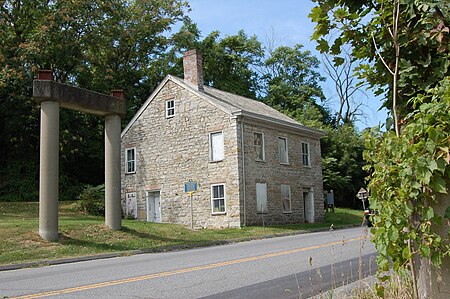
[209,131,224,162]
[281,184,292,213]
[165,99,175,118]
[253,132,265,162]
[278,137,289,165]
[302,142,311,167]
[256,182,268,213]
[125,147,136,174]
[211,183,226,215]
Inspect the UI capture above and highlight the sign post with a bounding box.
[184,180,198,229]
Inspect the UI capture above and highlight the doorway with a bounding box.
[303,188,315,223]
[146,191,161,223]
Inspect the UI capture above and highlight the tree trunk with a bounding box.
[416,192,450,299]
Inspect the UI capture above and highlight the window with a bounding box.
[302,142,310,167]
[256,183,267,213]
[278,137,289,164]
[166,99,175,118]
[125,147,136,174]
[210,131,224,162]
[211,184,226,214]
[281,184,291,213]
[254,132,265,161]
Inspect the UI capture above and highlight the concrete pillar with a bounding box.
[39,100,60,241]
[105,114,122,230]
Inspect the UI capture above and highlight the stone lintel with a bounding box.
[33,80,126,117]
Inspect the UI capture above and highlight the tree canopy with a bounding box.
[310,0,449,118]
[0,0,190,200]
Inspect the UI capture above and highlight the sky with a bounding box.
[186,0,388,130]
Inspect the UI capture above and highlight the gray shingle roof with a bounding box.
[170,76,323,136]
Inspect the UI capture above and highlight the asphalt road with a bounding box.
[0,227,377,299]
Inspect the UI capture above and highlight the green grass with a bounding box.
[0,202,363,266]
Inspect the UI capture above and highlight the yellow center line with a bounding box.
[11,236,363,299]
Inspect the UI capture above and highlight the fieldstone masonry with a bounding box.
[121,49,324,229]
[122,80,242,228]
[241,121,324,225]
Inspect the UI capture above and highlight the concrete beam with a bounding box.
[33,80,126,117]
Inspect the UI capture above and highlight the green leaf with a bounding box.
[308,6,324,22]
[402,246,410,259]
[378,257,390,271]
[405,202,414,215]
[431,252,442,266]
[430,176,447,193]
[388,228,399,241]
[420,245,431,257]
[428,160,438,173]
[333,56,345,66]
[445,206,450,219]
[315,38,329,52]
[423,207,434,220]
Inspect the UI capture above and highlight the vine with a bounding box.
[363,77,450,294]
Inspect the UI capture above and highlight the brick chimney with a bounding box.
[183,49,204,91]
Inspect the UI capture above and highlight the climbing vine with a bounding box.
[364,77,450,289]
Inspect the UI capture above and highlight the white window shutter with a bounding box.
[256,183,267,213]
[211,132,224,161]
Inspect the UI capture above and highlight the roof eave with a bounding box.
[233,110,325,137]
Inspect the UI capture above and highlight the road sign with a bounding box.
[184,180,198,229]
[356,188,368,200]
[184,180,198,193]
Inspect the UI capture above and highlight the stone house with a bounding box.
[121,50,325,228]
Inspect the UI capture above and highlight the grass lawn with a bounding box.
[0,202,363,266]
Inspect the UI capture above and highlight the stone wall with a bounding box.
[121,78,324,229]
[240,120,324,225]
[121,80,241,228]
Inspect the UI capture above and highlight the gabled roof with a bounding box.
[121,75,324,138]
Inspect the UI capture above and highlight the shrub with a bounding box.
[77,184,105,216]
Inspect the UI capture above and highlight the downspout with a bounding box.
[240,117,247,226]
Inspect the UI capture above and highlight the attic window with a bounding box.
[125,147,136,174]
[166,99,175,118]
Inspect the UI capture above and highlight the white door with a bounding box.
[303,189,315,223]
[146,191,161,223]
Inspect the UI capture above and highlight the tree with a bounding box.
[310,0,450,297]
[262,44,332,127]
[310,0,449,120]
[322,50,367,126]
[168,29,264,99]
[0,0,190,200]
[321,125,366,208]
